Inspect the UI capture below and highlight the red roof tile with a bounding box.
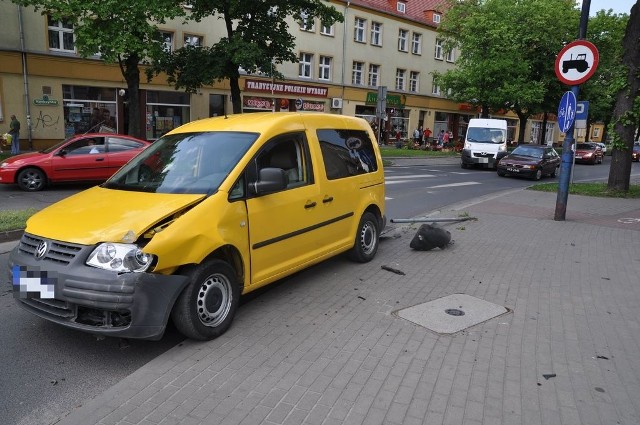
[334,0,449,28]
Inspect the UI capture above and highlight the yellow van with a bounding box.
[10,113,385,340]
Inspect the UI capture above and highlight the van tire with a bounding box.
[171,259,240,341]
[348,212,379,263]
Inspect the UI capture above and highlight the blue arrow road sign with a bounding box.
[557,91,577,133]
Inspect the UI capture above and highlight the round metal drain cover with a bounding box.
[445,308,465,316]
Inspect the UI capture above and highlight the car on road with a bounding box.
[574,142,603,165]
[496,144,560,180]
[595,142,607,155]
[0,133,150,191]
[633,143,640,162]
[9,112,386,341]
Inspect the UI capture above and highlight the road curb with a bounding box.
[0,229,23,243]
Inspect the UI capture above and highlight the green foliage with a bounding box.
[436,0,578,122]
[13,0,185,63]
[581,11,629,128]
[149,0,344,106]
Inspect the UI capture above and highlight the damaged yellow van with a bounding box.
[10,113,385,340]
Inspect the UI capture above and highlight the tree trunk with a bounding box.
[541,112,548,145]
[230,74,242,114]
[514,106,529,144]
[121,54,143,139]
[607,1,640,191]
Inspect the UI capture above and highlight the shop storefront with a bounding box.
[62,85,118,137]
[362,92,408,144]
[242,79,328,113]
[145,91,190,140]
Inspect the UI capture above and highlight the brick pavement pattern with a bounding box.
[48,170,640,425]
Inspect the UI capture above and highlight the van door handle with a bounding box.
[304,201,317,209]
[322,196,334,203]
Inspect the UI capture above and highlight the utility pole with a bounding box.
[554,0,592,221]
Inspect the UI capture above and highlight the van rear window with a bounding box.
[317,129,378,180]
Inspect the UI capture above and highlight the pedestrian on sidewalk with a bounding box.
[9,114,21,155]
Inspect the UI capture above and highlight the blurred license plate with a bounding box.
[477,158,488,163]
[12,265,57,299]
[575,155,582,159]
[506,167,519,172]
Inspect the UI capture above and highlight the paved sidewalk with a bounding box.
[52,185,640,425]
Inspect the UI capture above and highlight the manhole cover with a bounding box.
[394,294,509,334]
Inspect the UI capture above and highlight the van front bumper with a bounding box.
[9,233,189,340]
[461,149,508,167]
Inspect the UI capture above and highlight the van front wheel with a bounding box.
[171,259,240,341]
[348,212,379,263]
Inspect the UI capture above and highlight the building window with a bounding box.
[411,33,422,55]
[397,1,406,13]
[435,39,444,60]
[371,22,383,46]
[299,10,315,32]
[354,18,366,43]
[352,61,364,85]
[183,34,203,47]
[395,69,406,91]
[409,71,419,93]
[446,49,455,62]
[160,31,174,52]
[319,56,332,81]
[368,64,380,87]
[146,90,191,140]
[48,15,75,52]
[432,77,441,95]
[299,52,313,78]
[434,14,441,23]
[398,29,408,52]
[320,22,334,36]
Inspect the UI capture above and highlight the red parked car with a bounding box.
[0,133,150,191]
[632,143,640,162]
[574,142,603,165]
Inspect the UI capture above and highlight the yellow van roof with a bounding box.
[167,112,369,135]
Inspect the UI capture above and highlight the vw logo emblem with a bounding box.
[35,241,48,259]
[481,152,488,156]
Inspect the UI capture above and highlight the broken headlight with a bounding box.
[86,243,155,273]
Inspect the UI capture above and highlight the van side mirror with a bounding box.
[249,167,287,195]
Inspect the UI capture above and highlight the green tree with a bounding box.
[607,1,640,191]
[12,0,185,139]
[148,0,343,114]
[581,10,629,140]
[435,0,578,143]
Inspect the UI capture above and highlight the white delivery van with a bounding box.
[461,118,508,169]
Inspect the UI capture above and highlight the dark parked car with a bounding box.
[497,145,560,180]
[574,142,603,164]
[632,143,640,162]
[0,133,151,191]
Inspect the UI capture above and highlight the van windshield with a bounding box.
[103,131,257,194]
[466,127,506,144]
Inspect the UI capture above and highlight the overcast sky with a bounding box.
[580,0,636,15]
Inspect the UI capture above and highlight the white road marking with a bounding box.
[427,182,481,188]
[385,174,436,179]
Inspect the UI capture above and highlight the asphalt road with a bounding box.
[0,157,620,425]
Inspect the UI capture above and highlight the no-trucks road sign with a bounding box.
[555,40,599,86]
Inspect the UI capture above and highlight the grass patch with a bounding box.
[0,208,38,232]
[528,182,640,198]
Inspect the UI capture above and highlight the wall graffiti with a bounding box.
[33,110,60,129]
